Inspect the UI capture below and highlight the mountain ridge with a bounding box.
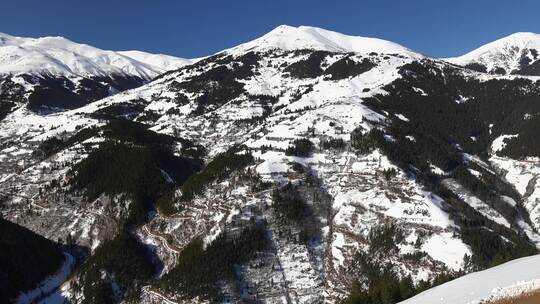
[0,31,192,79]
[444,32,540,75]
[2,25,540,304]
[223,24,425,58]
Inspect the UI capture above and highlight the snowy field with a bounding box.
[399,254,540,304]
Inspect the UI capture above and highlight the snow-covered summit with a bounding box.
[0,32,192,79]
[445,32,540,75]
[226,25,424,58]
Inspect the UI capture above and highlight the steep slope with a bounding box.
[0,218,66,303]
[2,25,540,304]
[0,32,194,116]
[399,254,540,304]
[445,32,540,75]
[118,50,197,73]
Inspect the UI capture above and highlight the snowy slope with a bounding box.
[118,50,197,73]
[0,42,454,303]
[445,32,540,75]
[227,25,424,58]
[3,25,540,304]
[0,32,191,78]
[399,254,540,304]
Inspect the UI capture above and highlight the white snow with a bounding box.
[491,134,518,153]
[421,233,470,271]
[118,50,197,72]
[489,155,540,235]
[395,113,409,121]
[227,25,423,58]
[412,87,428,96]
[399,254,540,304]
[443,179,512,228]
[445,32,540,75]
[0,32,193,78]
[455,95,470,104]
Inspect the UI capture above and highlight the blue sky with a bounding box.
[2,0,540,58]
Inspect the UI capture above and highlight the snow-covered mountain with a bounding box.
[0,32,191,78]
[445,32,540,75]
[228,24,424,58]
[0,32,195,117]
[3,25,540,304]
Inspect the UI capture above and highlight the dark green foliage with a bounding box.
[365,60,540,165]
[460,228,537,270]
[71,141,199,225]
[382,168,398,180]
[26,75,144,113]
[36,120,204,161]
[453,166,493,201]
[464,63,488,73]
[77,231,154,304]
[290,161,306,173]
[154,189,178,216]
[436,186,537,270]
[94,75,145,93]
[344,251,458,304]
[357,60,540,272]
[368,223,404,255]
[37,136,65,157]
[66,121,203,219]
[169,52,260,116]
[285,138,315,157]
[0,77,25,120]
[71,142,165,224]
[91,102,146,120]
[66,122,202,303]
[36,127,99,158]
[271,183,310,223]
[284,51,330,79]
[320,137,345,150]
[0,100,16,121]
[324,57,375,80]
[499,117,540,158]
[0,218,64,303]
[156,223,268,301]
[357,62,539,192]
[102,120,175,146]
[180,145,253,201]
[103,120,205,160]
[402,251,427,263]
[290,84,314,102]
[514,54,540,76]
[351,128,381,155]
[27,76,92,111]
[187,65,247,116]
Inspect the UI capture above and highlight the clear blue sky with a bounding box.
[2,0,540,58]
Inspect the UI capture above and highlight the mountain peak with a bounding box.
[503,31,540,40]
[226,24,423,58]
[445,32,540,75]
[0,32,192,78]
